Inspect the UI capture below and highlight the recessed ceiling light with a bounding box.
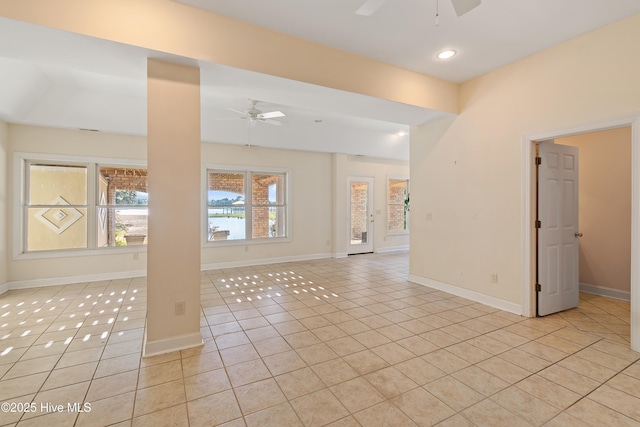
[437,50,457,60]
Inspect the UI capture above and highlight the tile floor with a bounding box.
[0,252,639,426]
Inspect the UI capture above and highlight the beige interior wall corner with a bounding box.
[0,0,458,115]
[0,120,8,288]
[146,59,201,353]
[410,13,640,307]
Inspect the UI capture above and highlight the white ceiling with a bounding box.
[1,2,640,161]
[179,0,640,83]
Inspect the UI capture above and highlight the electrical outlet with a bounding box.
[491,273,498,283]
[426,212,433,221]
[175,301,185,316]
[133,252,138,261]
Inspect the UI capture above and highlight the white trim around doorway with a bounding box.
[520,115,640,352]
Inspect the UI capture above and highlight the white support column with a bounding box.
[144,59,202,356]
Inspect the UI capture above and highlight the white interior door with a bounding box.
[348,177,374,254]
[537,141,580,316]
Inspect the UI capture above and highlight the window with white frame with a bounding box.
[26,163,89,251]
[22,158,148,253]
[97,166,148,247]
[207,169,288,241]
[388,178,409,233]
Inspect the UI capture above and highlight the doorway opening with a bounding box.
[522,116,640,351]
[348,176,374,255]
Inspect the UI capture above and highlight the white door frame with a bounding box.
[521,115,640,352]
[347,176,374,254]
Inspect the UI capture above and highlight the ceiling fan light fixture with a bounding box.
[220,99,286,126]
[437,50,457,60]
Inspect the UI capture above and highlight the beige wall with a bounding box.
[557,127,632,293]
[0,0,457,115]
[411,13,640,305]
[0,121,8,287]
[8,125,147,282]
[9,124,147,160]
[5,124,358,283]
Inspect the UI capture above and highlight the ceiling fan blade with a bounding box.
[258,111,285,119]
[227,107,247,116]
[263,119,284,126]
[451,0,481,17]
[355,0,387,16]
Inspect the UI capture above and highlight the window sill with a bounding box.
[14,236,293,260]
[386,230,409,236]
[204,236,292,247]
[14,245,148,261]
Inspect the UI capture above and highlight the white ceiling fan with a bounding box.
[226,99,286,127]
[356,0,481,17]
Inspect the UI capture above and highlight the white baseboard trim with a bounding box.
[333,252,348,259]
[580,283,630,301]
[201,252,332,271]
[408,274,522,315]
[3,253,336,291]
[143,331,203,358]
[375,245,409,254]
[7,269,147,291]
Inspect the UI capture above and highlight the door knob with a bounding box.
[575,232,583,237]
